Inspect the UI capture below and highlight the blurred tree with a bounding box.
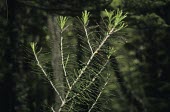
[122,0,170,111]
[0,0,48,112]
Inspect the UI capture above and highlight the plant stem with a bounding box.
[60,32,71,89]
[88,73,110,112]
[84,25,93,54]
[32,46,64,103]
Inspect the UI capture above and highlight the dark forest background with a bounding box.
[0,0,170,112]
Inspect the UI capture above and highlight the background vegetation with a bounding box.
[0,0,170,112]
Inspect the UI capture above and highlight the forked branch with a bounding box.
[31,9,127,112]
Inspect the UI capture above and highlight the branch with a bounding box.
[84,25,94,54]
[64,27,115,103]
[66,59,110,103]
[72,27,115,85]
[30,43,64,103]
[88,73,110,112]
[60,32,71,89]
[51,107,55,112]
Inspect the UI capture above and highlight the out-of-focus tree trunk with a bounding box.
[47,14,63,111]
[2,1,17,111]
[1,0,29,111]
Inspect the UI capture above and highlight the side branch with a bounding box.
[66,59,110,103]
[71,27,115,88]
[84,26,93,54]
[88,73,111,112]
[60,34,71,89]
[31,43,64,103]
[64,27,115,101]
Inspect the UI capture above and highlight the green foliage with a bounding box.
[3,0,170,112]
[31,9,127,112]
[107,47,117,59]
[57,16,68,31]
[105,9,127,32]
[30,42,36,52]
[81,10,91,26]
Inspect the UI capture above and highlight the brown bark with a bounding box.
[47,14,63,111]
